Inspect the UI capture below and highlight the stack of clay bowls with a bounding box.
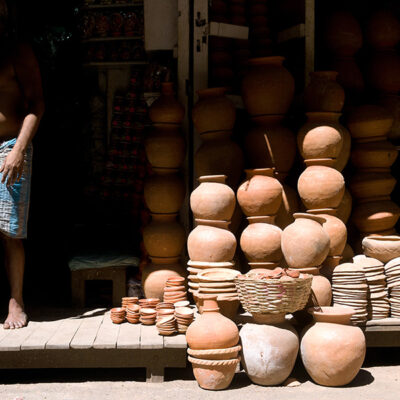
[354,256,390,320]
[156,315,177,336]
[110,307,126,324]
[175,307,195,333]
[121,297,139,309]
[139,298,160,309]
[163,276,187,304]
[156,302,175,321]
[126,304,140,324]
[332,263,368,325]
[139,308,157,325]
[385,258,400,317]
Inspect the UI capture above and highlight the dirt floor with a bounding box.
[0,348,399,400]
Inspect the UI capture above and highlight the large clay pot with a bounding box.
[187,220,237,262]
[144,172,186,214]
[324,11,363,57]
[301,306,366,387]
[186,294,239,349]
[240,313,299,386]
[366,10,400,51]
[304,71,345,112]
[143,213,185,259]
[331,57,365,95]
[149,82,185,125]
[276,184,300,229]
[192,87,236,134]
[237,168,283,217]
[240,216,283,262]
[309,273,332,307]
[142,259,186,301]
[351,140,398,169]
[245,115,296,180]
[349,170,396,201]
[297,166,345,211]
[241,56,295,116]
[336,188,352,224]
[281,213,330,269]
[190,175,236,221]
[368,51,400,94]
[195,131,244,188]
[362,235,400,263]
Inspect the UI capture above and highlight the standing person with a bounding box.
[0,1,45,329]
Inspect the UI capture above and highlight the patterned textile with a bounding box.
[0,138,32,238]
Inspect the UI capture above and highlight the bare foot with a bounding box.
[3,298,27,329]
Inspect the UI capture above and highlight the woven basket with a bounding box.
[234,274,313,314]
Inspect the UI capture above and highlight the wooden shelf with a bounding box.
[82,1,143,10]
[81,36,143,43]
[209,22,249,40]
[83,60,148,68]
[277,23,306,43]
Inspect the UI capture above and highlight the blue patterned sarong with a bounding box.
[0,138,32,239]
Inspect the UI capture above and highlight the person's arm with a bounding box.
[0,42,45,186]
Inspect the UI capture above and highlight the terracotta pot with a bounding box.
[186,294,239,349]
[351,140,398,169]
[297,166,345,211]
[347,105,393,141]
[240,216,283,262]
[301,306,366,386]
[143,213,185,258]
[187,220,237,262]
[142,260,186,301]
[351,200,400,233]
[332,57,364,94]
[362,235,400,262]
[304,71,345,112]
[336,188,352,224]
[187,345,241,361]
[241,56,295,116]
[368,51,400,94]
[281,213,330,269]
[366,10,400,51]
[190,175,236,221]
[145,127,185,169]
[237,168,283,217]
[379,94,400,141]
[349,170,396,201]
[240,313,299,386]
[324,11,363,57]
[245,115,296,180]
[144,172,185,214]
[195,131,244,188]
[307,271,332,307]
[149,82,185,125]
[192,87,236,134]
[276,183,300,229]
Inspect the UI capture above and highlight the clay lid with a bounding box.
[174,300,190,308]
[308,305,355,324]
[334,263,364,272]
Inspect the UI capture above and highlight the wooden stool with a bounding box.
[71,266,127,308]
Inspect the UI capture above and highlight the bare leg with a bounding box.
[3,237,27,329]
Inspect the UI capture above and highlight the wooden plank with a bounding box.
[277,23,306,43]
[46,318,83,350]
[140,324,163,350]
[70,314,105,349]
[21,319,64,350]
[209,22,249,40]
[0,321,40,351]
[93,312,120,349]
[163,334,187,349]
[117,322,141,349]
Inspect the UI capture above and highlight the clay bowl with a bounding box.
[122,297,138,303]
[187,260,236,270]
[174,300,190,308]
[140,308,157,315]
[362,235,400,263]
[111,318,125,324]
[156,302,175,310]
[165,285,186,292]
[175,307,194,317]
[188,282,200,289]
[126,304,141,312]
[126,317,140,324]
[187,345,241,360]
[197,268,241,283]
[308,305,355,324]
[166,277,186,285]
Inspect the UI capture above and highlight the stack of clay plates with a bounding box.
[385,257,400,317]
[156,302,175,321]
[197,268,240,298]
[139,308,157,325]
[175,307,195,333]
[126,304,140,324]
[110,307,126,324]
[139,298,160,309]
[156,315,177,336]
[164,277,188,304]
[355,256,390,320]
[332,263,368,325]
[121,297,139,309]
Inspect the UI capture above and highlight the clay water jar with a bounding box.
[304,71,345,112]
[192,87,236,134]
[190,175,236,221]
[240,216,283,262]
[237,168,283,217]
[336,189,352,224]
[241,56,295,116]
[366,10,400,51]
[240,313,299,386]
[351,140,398,169]
[297,165,345,211]
[143,213,185,259]
[301,306,366,387]
[281,213,330,269]
[276,184,300,229]
[187,220,237,262]
[149,82,185,125]
[368,51,400,94]
[362,235,400,263]
[349,170,396,201]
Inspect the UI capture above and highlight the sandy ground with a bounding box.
[0,348,399,400]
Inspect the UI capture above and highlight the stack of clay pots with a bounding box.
[142,82,186,301]
[347,105,400,245]
[110,307,126,324]
[126,304,140,324]
[163,276,187,304]
[139,308,157,325]
[192,88,243,188]
[121,296,138,309]
[186,294,241,391]
[175,307,194,333]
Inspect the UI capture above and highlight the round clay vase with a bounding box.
[240,216,283,262]
[144,172,186,214]
[324,11,363,57]
[195,131,244,188]
[192,87,236,134]
[307,269,332,307]
[281,213,330,269]
[276,183,300,229]
[190,175,236,221]
[186,294,239,349]
[187,220,237,262]
[304,71,345,112]
[143,213,185,258]
[349,170,396,201]
[366,10,400,51]
[149,82,185,125]
[237,168,283,217]
[336,189,352,224]
[368,51,400,94]
[351,140,398,169]
[241,56,295,116]
[301,306,366,387]
[297,166,345,211]
[142,259,186,301]
[362,235,400,263]
[245,115,296,181]
[240,313,299,386]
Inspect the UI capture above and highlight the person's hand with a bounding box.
[0,149,25,186]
